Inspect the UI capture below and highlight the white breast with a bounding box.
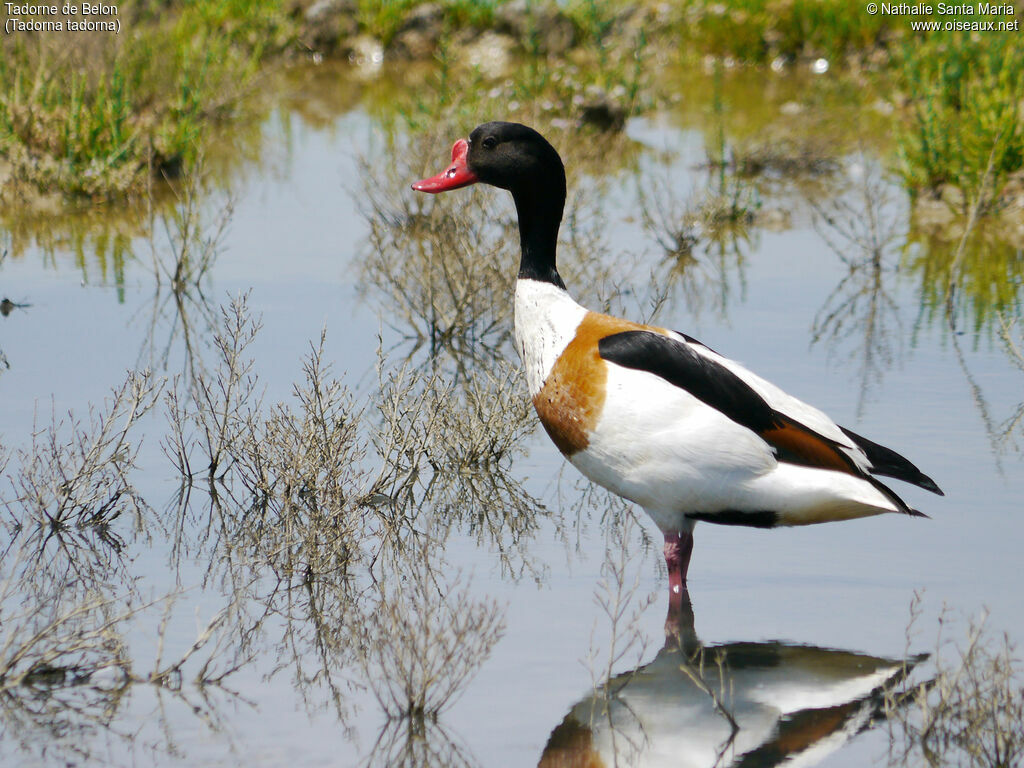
[513,278,587,396]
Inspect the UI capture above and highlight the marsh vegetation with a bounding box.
[2,1,1023,766]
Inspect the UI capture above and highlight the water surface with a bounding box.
[1,58,1022,768]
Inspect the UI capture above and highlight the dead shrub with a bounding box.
[350,544,506,722]
[1,370,161,581]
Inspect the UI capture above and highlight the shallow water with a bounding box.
[1,59,1022,767]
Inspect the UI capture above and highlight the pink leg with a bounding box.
[663,530,694,614]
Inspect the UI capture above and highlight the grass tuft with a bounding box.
[896,30,1024,213]
[0,0,294,201]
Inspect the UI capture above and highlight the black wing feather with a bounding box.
[599,331,862,472]
[598,330,940,503]
[598,330,776,434]
[839,426,944,495]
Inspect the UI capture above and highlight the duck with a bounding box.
[412,121,942,602]
[539,589,922,768]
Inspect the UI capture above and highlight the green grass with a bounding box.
[2,0,1020,212]
[565,0,619,47]
[678,0,890,64]
[356,0,503,46]
[0,0,294,200]
[896,30,1024,212]
[667,1,1023,212]
[356,0,422,44]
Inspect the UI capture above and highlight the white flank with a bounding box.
[753,665,902,713]
[571,362,896,532]
[513,278,587,396]
[570,362,773,526]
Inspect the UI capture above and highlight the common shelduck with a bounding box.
[412,121,942,600]
[539,591,919,768]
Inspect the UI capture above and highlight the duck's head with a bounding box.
[412,121,565,199]
[412,122,568,286]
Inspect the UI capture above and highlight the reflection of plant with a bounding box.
[363,716,478,768]
[164,296,373,582]
[0,547,132,696]
[995,313,1024,454]
[886,609,1024,768]
[584,508,655,700]
[905,227,1024,344]
[138,161,233,380]
[164,287,555,580]
[0,532,250,766]
[637,159,753,321]
[352,553,506,722]
[1,370,161,577]
[157,292,544,743]
[811,163,904,413]
[361,153,516,359]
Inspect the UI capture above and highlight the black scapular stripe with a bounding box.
[598,330,777,434]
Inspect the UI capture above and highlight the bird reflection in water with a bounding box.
[539,592,920,768]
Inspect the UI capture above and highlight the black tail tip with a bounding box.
[918,475,944,496]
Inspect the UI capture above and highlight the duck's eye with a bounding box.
[482,136,497,150]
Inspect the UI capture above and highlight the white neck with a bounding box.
[513,278,587,396]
